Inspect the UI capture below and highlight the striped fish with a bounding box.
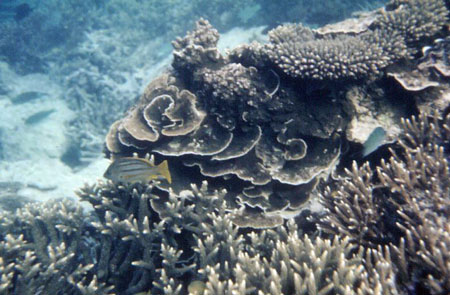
[104,157,172,184]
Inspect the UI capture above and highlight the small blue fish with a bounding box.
[104,157,172,184]
[362,127,386,157]
[24,109,55,125]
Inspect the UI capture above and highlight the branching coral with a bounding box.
[374,0,449,45]
[0,199,112,295]
[2,180,400,294]
[76,180,231,294]
[77,179,392,294]
[319,112,450,293]
[2,0,449,294]
[0,172,403,294]
[195,219,398,295]
[3,111,448,294]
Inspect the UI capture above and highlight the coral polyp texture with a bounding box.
[262,0,448,81]
[264,23,407,80]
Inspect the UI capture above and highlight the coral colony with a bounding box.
[1,0,449,294]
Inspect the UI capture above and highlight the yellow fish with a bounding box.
[104,157,172,184]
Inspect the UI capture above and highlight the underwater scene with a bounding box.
[0,0,449,294]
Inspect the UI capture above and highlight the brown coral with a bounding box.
[374,0,448,45]
[105,0,448,229]
[171,18,224,73]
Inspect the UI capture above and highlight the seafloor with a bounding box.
[0,0,449,294]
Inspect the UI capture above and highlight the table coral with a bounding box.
[263,0,449,81]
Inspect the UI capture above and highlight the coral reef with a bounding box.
[387,36,450,116]
[319,112,450,293]
[264,22,407,80]
[1,0,449,294]
[0,0,427,169]
[105,0,448,226]
[105,19,347,226]
[2,111,448,294]
[374,0,448,45]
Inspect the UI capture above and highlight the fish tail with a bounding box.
[157,160,172,184]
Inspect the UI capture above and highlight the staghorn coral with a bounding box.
[319,112,450,294]
[78,178,392,294]
[1,175,402,294]
[1,178,231,294]
[4,1,450,293]
[0,199,112,295]
[76,179,231,294]
[194,218,398,295]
